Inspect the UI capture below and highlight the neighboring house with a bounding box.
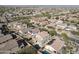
[30,18,39,24]
[18,24,28,34]
[44,36,65,53]
[41,36,65,54]
[56,23,67,30]
[8,22,27,33]
[30,17,48,26]
[46,23,56,29]
[65,25,77,31]
[34,31,52,48]
[28,28,40,36]
[8,22,20,31]
[39,21,49,26]
[50,37,65,53]
[55,20,63,25]
[43,45,56,54]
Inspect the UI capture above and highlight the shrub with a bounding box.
[48,30,57,36]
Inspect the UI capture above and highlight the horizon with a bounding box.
[1,5,79,8]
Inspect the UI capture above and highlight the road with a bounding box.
[67,33,79,43]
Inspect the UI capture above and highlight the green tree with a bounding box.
[48,30,57,36]
[61,32,69,43]
[17,46,37,54]
[71,20,75,23]
[71,31,79,36]
[42,12,51,19]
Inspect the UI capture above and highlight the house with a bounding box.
[65,25,77,31]
[28,28,40,36]
[18,24,28,34]
[46,23,56,29]
[24,28,40,40]
[48,36,65,53]
[43,36,65,53]
[55,20,63,25]
[30,17,49,26]
[43,45,56,54]
[8,22,21,31]
[39,21,49,26]
[55,20,68,30]
[8,22,27,33]
[56,23,67,30]
[34,31,52,48]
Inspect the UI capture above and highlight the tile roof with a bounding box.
[37,31,49,38]
[51,37,64,51]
